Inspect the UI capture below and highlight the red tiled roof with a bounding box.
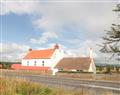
[11,64,50,70]
[55,57,91,70]
[23,49,55,59]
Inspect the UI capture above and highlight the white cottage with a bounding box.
[22,44,64,73]
[55,48,96,73]
[13,45,96,75]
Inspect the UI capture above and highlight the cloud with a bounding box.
[0,43,30,62]
[0,0,37,15]
[63,40,99,58]
[2,1,118,43]
[1,1,119,61]
[31,2,118,44]
[30,31,58,44]
[0,0,117,39]
[46,40,98,58]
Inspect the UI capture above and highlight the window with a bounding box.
[60,68,63,71]
[42,61,44,66]
[34,61,36,66]
[27,61,29,66]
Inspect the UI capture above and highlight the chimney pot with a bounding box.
[29,48,32,51]
[54,44,59,49]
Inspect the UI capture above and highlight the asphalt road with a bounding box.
[1,71,120,93]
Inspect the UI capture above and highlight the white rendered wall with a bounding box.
[22,48,64,68]
[88,59,96,73]
[50,49,64,68]
[22,59,52,67]
[88,48,96,73]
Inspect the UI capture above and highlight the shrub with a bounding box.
[115,66,119,73]
[99,66,103,71]
[106,66,111,73]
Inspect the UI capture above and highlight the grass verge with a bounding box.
[0,76,118,95]
[0,77,84,95]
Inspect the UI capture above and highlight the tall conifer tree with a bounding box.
[100,4,120,60]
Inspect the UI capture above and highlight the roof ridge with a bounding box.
[63,57,90,59]
[23,48,55,59]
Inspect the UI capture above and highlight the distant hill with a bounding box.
[0,61,21,64]
[94,58,120,67]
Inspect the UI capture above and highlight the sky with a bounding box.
[0,0,120,62]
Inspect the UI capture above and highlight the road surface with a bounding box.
[1,71,120,92]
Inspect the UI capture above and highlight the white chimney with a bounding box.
[89,48,93,58]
